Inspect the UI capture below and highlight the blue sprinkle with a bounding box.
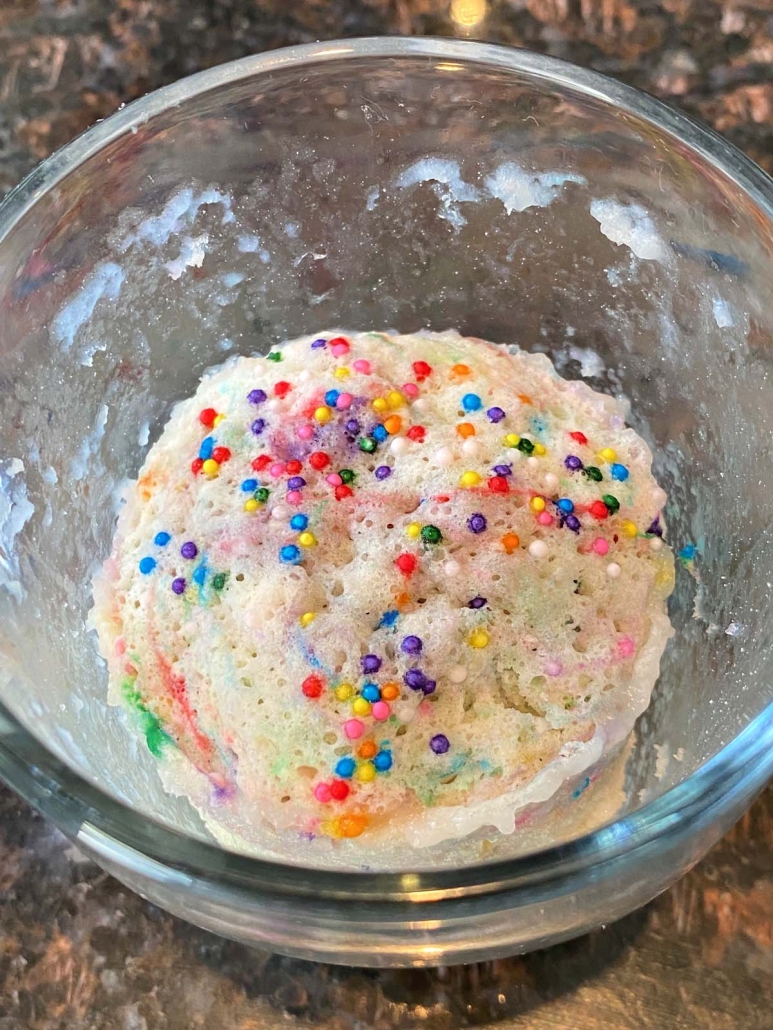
[241,478,258,492]
[461,392,482,412]
[374,751,393,772]
[372,424,388,442]
[154,532,171,547]
[279,544,301,564]
[572,776,591,800]
[378,609,399,629]
[557,498,574,514]
[290,514,309,531]
[311,337,327,349]
[361,683,380,702]
[335,757,356,778]
[324,389,340,406]
[199,436,214,460]
[192,563,207,586]
[678,543,696,561]
[610,463,629,481]
[138,556,156,574]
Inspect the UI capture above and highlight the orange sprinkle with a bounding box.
[384,414,403,435]
[358,740,378,759]
[518,393,533,405]
[502,532,521,554]
[338,813,368,838]
[451,363,472,378]
[395,591,411,609]
[381,682,400,701]
[456,422,476,438]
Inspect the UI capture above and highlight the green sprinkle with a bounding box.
[358,437,377,454]
[267,351,282,362]
[212,572,227,591]
[421,524,443,545]
[602,494,620,514]
[255,487,270,503]
[583,466,603,482]
[339,468,356,484]
[121,681,172,757]
[516,438,534,455]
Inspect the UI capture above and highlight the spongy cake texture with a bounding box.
[92,330,675,848]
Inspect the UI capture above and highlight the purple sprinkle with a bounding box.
[565,455,583,471]
[647,515,664,537]
[430,734,450,754]
[468,596,487,609]
[564,514,581,533]
[493,464,512,477]
[251,418,267,436]
[487,406,506,423]
[287,476,306,491]
[345,418,361,435]
[401,635,423,656]
[361,653,382,673]
[180,541,198,560]
[375,465,392,480]
[311,338,327,349]
[171,577,186,595]
[247,389,267,405]
[404,668,427,691]
[467,513,487,534]
[421,679,437,696]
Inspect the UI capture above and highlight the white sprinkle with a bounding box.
[529,540,549,559]
[510,448,523,462]
[543,472,559,491]
[412,398,429,413]
[299,369,311,382]
[390,438,409,456]
[395,702,416,723]
[448,665,467,684]
[268,398,287,413]
[649,537,664,552]
[271,504,291,520]
[606,562,621,578]
[461,439,479,457]
[433,447,454,467]
[527,456,540,468]
[651,486,667,508]
[443,560,461,578]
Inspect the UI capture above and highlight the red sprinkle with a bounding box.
[252,455,272,471]
[274,381,292,399]
[328,336,350,353]
[309,451,330,470]
[285,460,303,475]
[302,674,325,699]
[212,446,231,464]
[589,500,609,519]
[199,408,217,428]
[191,458,204,475]
[434,495,451,503]
[570,431,588,445]
[488,475,509,494]
[406,425,426,442]
[334,484,354,500]
[412,360,432,380]
[395,553,418,575]
[329,780,350,801]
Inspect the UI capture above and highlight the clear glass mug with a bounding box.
[1,38,772,966]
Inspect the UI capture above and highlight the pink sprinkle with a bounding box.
[545,659,563,677]
[402,382,419,398]
[372,701,390,721]
[115,638,126,656]
[344,718,364,739]
[618,635,635,658]
[124,662,137,677]
[314,783,332,803]
[270,462,286,478]
[537,512,554,526]
[326,473,342,486]
[297,425,314,440]
[336,392,354,409]
[287,490,303,505]
[331,343,349,357]
[353,359,371,374]
[418,700,433,716]
[592,537,610,556]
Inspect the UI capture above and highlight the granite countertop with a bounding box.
[1,2,772,1028]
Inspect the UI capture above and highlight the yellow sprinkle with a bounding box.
[356,761,376,783]
[533,443,546,456]
[406,522,421,539]
[335,682,354,701]
[599,447,617,463]
[621,519,638,537]
[504,433,521,448]
[386,390,405,409]
[300,612,316,628]
[372,397,388,413]
[314,406,333,424]
[202,458,220,477]
[334,366,351,380]
[298,532,317,548]
[213,413,226,427]
[459,470,481,488]
[469,628,490,649]
[243,498,259,512]
[530,496,546,512]
[352,697,371,716]
[384,415,402,435]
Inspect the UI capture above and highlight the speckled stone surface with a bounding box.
[0,2,772,1027]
